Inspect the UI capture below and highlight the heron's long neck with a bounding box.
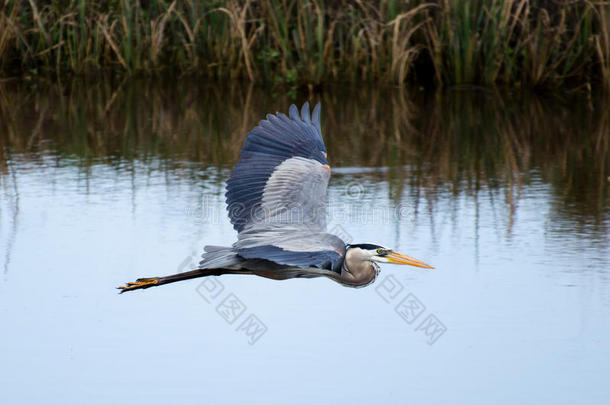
[339,254,379,288]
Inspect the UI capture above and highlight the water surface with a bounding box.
[1,80,609,404]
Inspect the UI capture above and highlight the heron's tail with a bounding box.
[199,245,242,269]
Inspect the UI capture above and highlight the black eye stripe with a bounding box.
[348,243,384,250]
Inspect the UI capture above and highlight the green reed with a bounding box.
[0,0,608,88]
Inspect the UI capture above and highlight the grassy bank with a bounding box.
[0,0,609,88]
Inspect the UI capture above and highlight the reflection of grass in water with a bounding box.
[412,89,609,236]
[0,79,608,231]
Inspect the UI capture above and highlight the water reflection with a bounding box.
[1,79,608,236]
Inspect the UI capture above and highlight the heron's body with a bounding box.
[119,103,432,293]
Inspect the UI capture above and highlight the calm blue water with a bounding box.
[1,82,609,404]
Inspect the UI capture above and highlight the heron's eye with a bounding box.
[376,248,384,255]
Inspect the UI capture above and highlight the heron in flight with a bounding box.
[118,102,433,293]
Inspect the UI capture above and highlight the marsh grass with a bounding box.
[0,0,609,88]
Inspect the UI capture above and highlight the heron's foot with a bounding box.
[117,277,159,293]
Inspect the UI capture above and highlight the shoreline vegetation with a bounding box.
[0,0,609,89]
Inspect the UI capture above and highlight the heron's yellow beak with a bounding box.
[386,251,434,269]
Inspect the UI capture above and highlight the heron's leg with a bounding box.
[117,268,251,293]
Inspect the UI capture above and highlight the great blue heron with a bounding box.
[118,102,433,293]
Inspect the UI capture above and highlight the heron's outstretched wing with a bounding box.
[226,102,328,232]
[223,102,345,271]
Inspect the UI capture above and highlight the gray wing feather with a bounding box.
[258,157,329,229]
[312,102,321,134]
[301,102,311,123]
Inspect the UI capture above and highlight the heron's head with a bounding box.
[346,243,434,269]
